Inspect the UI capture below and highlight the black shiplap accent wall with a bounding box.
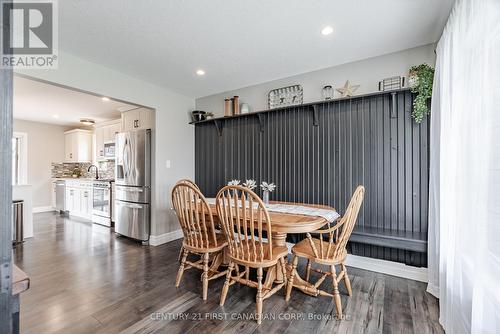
[195,90,429,267]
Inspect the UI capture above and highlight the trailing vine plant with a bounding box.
[409,64,435,123]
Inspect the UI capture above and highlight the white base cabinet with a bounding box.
[65,180,93,220]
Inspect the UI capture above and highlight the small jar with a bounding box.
[322,85,334,100]
[224,98,231,117]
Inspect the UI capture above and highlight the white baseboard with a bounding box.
[344,253,428,282]
[426,283,439,297]
[149,229,183,246]
[33,206,55,213]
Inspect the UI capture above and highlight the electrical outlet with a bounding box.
[166,160,171,169]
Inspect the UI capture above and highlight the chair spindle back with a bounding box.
[307,185,365,260]
[172,182,218,250]
[216,185,273,263]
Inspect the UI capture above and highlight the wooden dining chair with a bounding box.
[171,182,228,300]
[174,179,200,261]
[176,179,200,189]
[285,185,365,317]
[216,185,289,325]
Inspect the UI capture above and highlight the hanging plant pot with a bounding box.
[409,64,435,123]
[408,70,418,89]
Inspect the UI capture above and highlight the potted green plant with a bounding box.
[409,64,435,123]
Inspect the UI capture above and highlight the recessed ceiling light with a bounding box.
[196,69,205,76]
[52,114,59,119]
[321,26,333,36]
[101,97,110,102]
[80,118,95,126]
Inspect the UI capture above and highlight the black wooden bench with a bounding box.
[350,226,428,253]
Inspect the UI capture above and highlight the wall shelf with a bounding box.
[189,88,410,126]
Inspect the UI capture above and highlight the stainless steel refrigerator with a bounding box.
[115,129,151,241]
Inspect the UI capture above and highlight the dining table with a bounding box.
[203,199,338,297]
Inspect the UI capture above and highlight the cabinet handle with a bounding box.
[133,120,139,128]
[116,202,143,209]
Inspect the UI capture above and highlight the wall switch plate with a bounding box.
[166,160,171,168]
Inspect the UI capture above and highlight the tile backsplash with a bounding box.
[51,161,115,179]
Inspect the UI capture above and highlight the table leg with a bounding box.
[272,231,321,296]
[272,232,287,283]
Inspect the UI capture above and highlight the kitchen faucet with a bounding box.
[88,165,99,179]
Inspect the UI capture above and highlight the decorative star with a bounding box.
[336,80,360,97]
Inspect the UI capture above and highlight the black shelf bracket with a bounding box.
[214,119,224,136]
[390,92,397,118]
[257,113,265,132]
[312,105,319,126]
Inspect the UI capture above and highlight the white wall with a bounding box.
[16,51,195,237]
[196,44,436,115]
[13,119,68,208]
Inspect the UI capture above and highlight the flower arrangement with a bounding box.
[260,182,276,192]
[227,179,240,186]
[243,179,257,190]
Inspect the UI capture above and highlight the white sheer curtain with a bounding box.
[427,0,500,333]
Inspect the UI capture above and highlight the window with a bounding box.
[12,132,27,185]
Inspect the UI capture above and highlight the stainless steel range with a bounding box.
[92,180,113,227]
[114,129,151,242]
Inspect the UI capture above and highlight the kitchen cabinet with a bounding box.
[104,122,121,142]
[65,129,93,163]
[80,188,92,216]
[65,180,93,220]
[51,181,58,209]
[121,108,154,131]
[95,120,121,161]
[95,127,105,159]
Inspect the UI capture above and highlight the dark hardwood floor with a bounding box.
[14,212,443,334]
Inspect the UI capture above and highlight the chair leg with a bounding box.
[178,245,184,262]
[202,253,209,301]
[220,261,234,306]
[279,257,288,286]
[341,263,352,297]
[256,267,264,325]
[305,259,312,282]
[175,249,189,287]
[285,255,298,302]
[245,266,250,281]
[330,264,342,317]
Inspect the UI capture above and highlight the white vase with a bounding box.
[240,103,250,114]
[263,190,270,206]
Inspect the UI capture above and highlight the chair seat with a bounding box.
[291,237,347,264]
[183,232,227,252]
[229,240,289,267]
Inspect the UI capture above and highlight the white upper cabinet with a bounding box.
[95,127,105,159]
[65,129,93,163]
[95,120,121,161]
[121,108,154,131]
[105,122,121,142]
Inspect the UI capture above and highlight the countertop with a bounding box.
[52,178,115,182]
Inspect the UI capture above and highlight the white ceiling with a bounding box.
[13,76,139,126]
[58,0,453,98]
